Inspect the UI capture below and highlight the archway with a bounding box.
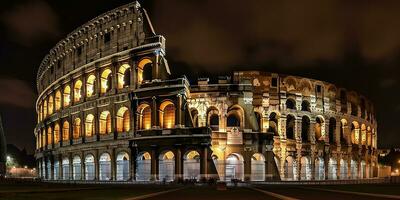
[329,118,336,144]
[285,156,297,181]
[54,159,59,180]
[138,104,151,130]
[99,111,112,134]
[315,157,325,180]
[286,98,296,110]
[86,75,96,97]
[361,160,366,179]
[63,85,71,107]
[286,115,295,140]
[100,69,112,94]
[116,107,130,133]
[136,152,151,181]
[328,158,337,180]
[116,152,130,181]
[85,114,95,137]
[74,80,83,102]
[99,153,111,181]
[62,157,70,180]
[225,153,244,181]
[301,116,310,142]
[85,154,95,180]
[72,155,81,180]
[183,150,200,180]
[268,112,279,136]
[159,151,175,182]
[160,101,175,129]
[300,156,311,180]
[117,64,131,89]
[46,157,52,180]
[251,153,265,181]
[340,158,348,180]
[137,58,153,83]
[350,159,358,179]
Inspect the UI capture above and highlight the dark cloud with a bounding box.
[0,79,36,108]
[1,1,59,46]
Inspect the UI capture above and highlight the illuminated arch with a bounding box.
[268,112,279,136]
[190,108,199,127]
[85,154,95,180]
[72,155,82,180]
[43,99,48,118]
[137,58,152,84]
[226,153,244,181]
[227,105,244,129]
[54,123,60,143]
[116,152,130,181]
[85,114,95,137]
[55,90,61,110]
[63,85,71,107]
[315,116,325,141]
[159,151,175,181]
[47,126,52,145]
[116,107,130,132]
[183,150,200,180]
[73,118,81,139]
[361,124,367,145]
[99,111,112,134]
[351,121,360,144]
[62,121,70,141]
[117,64,131,89]
[301,115,311,142]
[160,101,175,129]
[328,117,336,144]
[100,68,112,94]
[138,103,151,130]
[136,152,151,181]
[251,153,265,181]
[48,95,54,115]
[86,75,96,97]
[207,107,219,131]
[99,153,112,181]
[74,80,83,102]
[286,114,295,140]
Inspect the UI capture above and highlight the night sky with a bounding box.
[0,0,399,153]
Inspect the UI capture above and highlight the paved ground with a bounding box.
[1,183,400,200]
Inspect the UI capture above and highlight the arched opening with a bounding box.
[268,112,279,136]
[301,100,311,112]
[254,112,262,132]
[62,157,70,180]
[116,107,130,133]
[251,153,265,181]
[361,160,366,179]
[86,75,96,97]
[54,123,60,143]
[136,152,151,181]
[55,90,61,110]
[191,109,199,128]
[63,85,71,107]
[328,158,337,180]
[159,151,175,182]
[85,114,95,137]
[39,105,43,121]
[351,121,360,145]
[350,159,358,179]
[54,159,59,180]
[99,111,112,134]
[116,152,130,181]
[99,153,111,181]
[227,113,240,128]
[286,98,296,110]
[138,104,151,130]
[225,153,244,181]
[117,64,131,89]
[227,106,244,129]
[100,69,112,94]
[361,124,367,146]
[183,150,200,180]
[340,158,348,180]
[301,116,310,143]
[300,156,312,180]
[315,116,324,141]
[207,108,219,131]
[284,156,297,181]
[138,58,153,84]
[286,115,295,140]
[85,154,95,180]
[329,118,336,144]
[160,101,175,129]
[41,160,45,179]
[351,103,358,116]
[42,130,46,148]
[72,156,81,180]
[315,157,325,180]
[73,118,81,139]
[47,127,52,146]
[43,100,48,118]
[48,95,54,115]
[62,121,70,141]
[74,80,83,102]
[46,157,51,180]
[340,119,347,144]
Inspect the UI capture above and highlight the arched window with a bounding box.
[47,127,52,145]
[286,115,295,140]
[315,117,324,140]
[138,58,152,84]
[54,123,60,143]
[160,101,175,129]
[351,121,359,144]
[351,103,358,116]
[268,112,279,136]
[100,69,112,94]
[301,100,311,112]
[286,98,296,110]
[63,85,71,107]
[227,106,243,128]
[117,64,131,89]
[254,112,262,132]
[191,109,199,127]
[74,80,83,102]
[329,118,336,144]
[42,130,46,147]
[340,119,347,143]
[39,105,43,121]
[138,104,151,130]
[55,90,61,110]
[116,152,130,181]
[73,118,81,139]
[85,154,95,180]
[99,111,112,134]
[43,100,48,118]
[85,114,95,137]
[227,114,240,127]
[86,75,96,97]
[48,96,54,115]
[301,116,310,142]
[62,121,70,141]
[99,153,111,181]
[116,107,130,132]
[207,108,219,131]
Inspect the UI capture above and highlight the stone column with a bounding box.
[200,146,209,179]
[175,94,183,128]
[175,147,182,180]
[130,147,137,181]
[151,148,158,181]
[152,96,158,128]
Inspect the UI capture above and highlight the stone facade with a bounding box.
[35,2,378,182]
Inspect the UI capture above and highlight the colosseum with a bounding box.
[35,2,378,182]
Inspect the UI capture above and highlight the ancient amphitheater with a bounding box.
[35,1,378,182]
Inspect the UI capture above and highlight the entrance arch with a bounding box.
[340,158,348,180]
[251,153,265,181]
[136,152,151,181]
[300,156,311,180]
[85,154,95,180]
[72,155,82,180]
[62,157,70,180]
[225,153,244,181]
[183,150,200,180]
[159,151,175,182]
[328,158,337,180]
[99,153,111,181]
[116,152,130,181]
[315,157,325,180]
